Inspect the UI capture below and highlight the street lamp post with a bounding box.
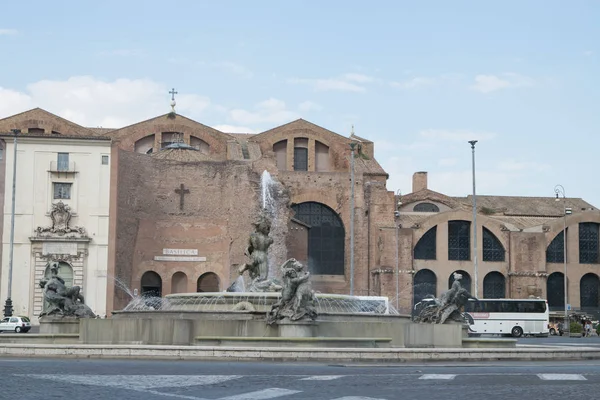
[554,184,568,334]
[349,141,357,296]
[468,140,479,298]
[395,190,401,310]
[3,129,19,318]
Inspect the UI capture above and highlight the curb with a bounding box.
[2,344,600,362]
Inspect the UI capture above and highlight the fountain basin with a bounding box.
[123,292,391,314]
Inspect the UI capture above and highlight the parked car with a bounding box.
[0,316,31,333]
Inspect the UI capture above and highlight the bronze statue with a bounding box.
[238,211,282,292]
[414,272,476,324]
[267,258,317,324]
[39,262,95,318]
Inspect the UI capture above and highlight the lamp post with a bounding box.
[468,140,479,298]
[3,129,19,318]
[554,184,568,334]
[349,141,357,296]
[395,190,401,310]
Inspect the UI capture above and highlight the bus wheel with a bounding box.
[511,326,523,338]
[549,328,556,336]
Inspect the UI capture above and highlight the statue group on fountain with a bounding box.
[38,261,95,318]
[238,211,282,292]
[414,272,476,324]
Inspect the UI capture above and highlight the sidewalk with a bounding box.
[2,343,600,363]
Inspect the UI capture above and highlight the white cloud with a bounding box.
[342,73,377,83]
[298,101,323,112]
[419,129,496,141]
[229,98,298,125]
[0,29,17,35]
[0,76,212,128]
[288,77,366,92]
[212,124,257,134]
[391,77,435,89]
[471,73,534,93]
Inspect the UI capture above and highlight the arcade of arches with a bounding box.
[139,271,221,297]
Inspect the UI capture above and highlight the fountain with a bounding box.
[77,170,465,349]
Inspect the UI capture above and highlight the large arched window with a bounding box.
[547,272,565,310]
[413,203,440,212]
[482,227,505,262]
[546,230,566,263]
[141,271,162,297]
[413,269,437,307]
[579,222,600,264]
[273,140,287,170]
[197,272,220,292]
[414,226,436,260]
[293,138,308,171]
[291,202,345,275]
[580,273,599,309]
[190,136,210,154]
[315,141,330,172]
[134,134,155,154]
[483,272,505,298]
[171,271,188,294]
[448,220,470,261]
[449,270,471,294]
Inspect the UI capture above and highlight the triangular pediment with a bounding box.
[0,108,97,136]
[252,118,364,145]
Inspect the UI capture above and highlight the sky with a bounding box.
[1,1,598,205]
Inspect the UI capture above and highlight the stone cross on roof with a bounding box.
[169,88,178,112]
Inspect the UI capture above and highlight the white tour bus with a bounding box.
[464,298,550,338]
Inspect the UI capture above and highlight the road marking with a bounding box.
[537,374,587,381]
[419,374,456,380]
[15,374,242,389]
[300,375,344,381]
[331,397,389,400]
[219,388,302,399]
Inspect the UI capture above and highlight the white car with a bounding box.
[0,316,31,333]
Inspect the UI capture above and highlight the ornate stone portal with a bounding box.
[30,201,91,319]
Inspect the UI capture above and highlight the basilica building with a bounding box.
[0,106,599,320]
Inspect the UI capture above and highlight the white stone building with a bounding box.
[0,111,111,322]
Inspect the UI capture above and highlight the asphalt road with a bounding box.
[3,358,600,400]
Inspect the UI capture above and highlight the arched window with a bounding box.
[547,272,565,310]
[315,141,330,172]
[190,136,210,154]
[291,202,345,275]
[483,272,505,298]
[414,227,436,260]
[413,203,440,212]
[579,222,600,264]
[482,227,505,262]
[141,271,162,297]
[293,138,308,171]
[134,134,155,154]
[43,261,73,313]
[197,272,220,292]
[171,271,188,294]
[273,140,287,170]
[448,220,470,261]
[546,230,566,263]
[449,270,471,294]
[580,273,599,309]
[413,269,437,307]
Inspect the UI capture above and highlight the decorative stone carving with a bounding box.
[35,201,87,237]
[267,258,317,325]
[414,272,476,324]
[38,261,95,318]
